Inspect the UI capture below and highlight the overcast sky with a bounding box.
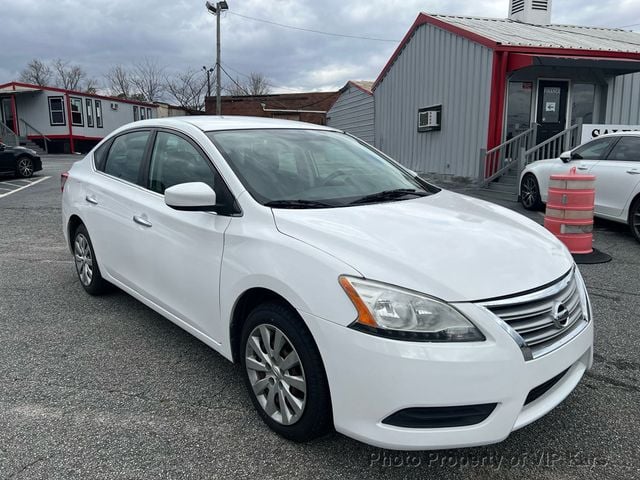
[2,0,639,94]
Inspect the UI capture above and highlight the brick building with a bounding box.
[205,91,340,125]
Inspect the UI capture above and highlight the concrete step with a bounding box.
[487,181,518,194]
[475,188,519,203]
[18,139,47,155]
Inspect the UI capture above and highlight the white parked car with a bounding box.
[62,117,593,450]
[519,132,640,242]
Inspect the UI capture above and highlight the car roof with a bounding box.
[132,115,339,132]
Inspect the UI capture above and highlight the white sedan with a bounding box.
[519,132,640,242]
[62,116,592,450]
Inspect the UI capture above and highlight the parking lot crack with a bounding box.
[585,371,640,393]
[5,456,47,480]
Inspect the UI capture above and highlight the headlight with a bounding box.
[574,268,591,322]
[339,276,485,342]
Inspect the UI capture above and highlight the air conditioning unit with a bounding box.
[110,102,119,111]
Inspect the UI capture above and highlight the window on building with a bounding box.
[607,136,640,162]
[86,99,94,127]
[133,106,139,121]
[103,130,151,184]
[140,107,146,121]
[147,108,152,119]
[95,100,103,128]
[571,84,595,125]
[48,97,66,126]
[70,97,83,126]
[505,82,533,140]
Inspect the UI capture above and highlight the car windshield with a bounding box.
[206,129,438,208]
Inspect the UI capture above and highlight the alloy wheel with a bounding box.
[521,176,538,209]
[74,233,94,286]
[245,324,307,426]
[633,203,640,240]
[17,157,34,177]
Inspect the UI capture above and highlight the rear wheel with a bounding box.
[73,224,110,295]
[16,156,34,178]
[521,173,543,210]
[240,302,332,442]
[630,197,640,243]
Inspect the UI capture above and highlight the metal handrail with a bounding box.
[524,124,580,165]
[0,122,19,146]
[485,127,534,156]
[480,126,535,186]
[19,119,50,153]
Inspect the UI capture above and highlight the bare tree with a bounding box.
[19,59,53,86]
[84,78,99,94]
[53,59,86,91]
[105,65,132,98]
[165,69,207,111]
[223,72,271,96]
[130,58,165,102]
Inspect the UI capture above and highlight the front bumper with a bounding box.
[301,302,593,450]
[34,156,42,172]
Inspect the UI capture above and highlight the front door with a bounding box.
[1,98,14,132]
[536,81,569,151]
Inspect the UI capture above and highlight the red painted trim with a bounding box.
[496,46,640,60]
[507,53,534,72]
[10,94,18,136]
[486,51,510,176]
[65,94,74,154]
[27,134,104,141]
[0,81,157,107]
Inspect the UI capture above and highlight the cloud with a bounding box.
[1,0,638,95]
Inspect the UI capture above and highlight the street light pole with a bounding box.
[202,66,213,97]
[206,1,229,116]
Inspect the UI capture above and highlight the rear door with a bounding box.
[131,130,235,340]
[589,136,640,218]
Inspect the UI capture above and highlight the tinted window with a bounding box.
[148,132,217,194]
[606,136,640,162]
[103,131,150,184]
[573,137,616,160]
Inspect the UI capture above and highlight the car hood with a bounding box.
[272,190,573,302]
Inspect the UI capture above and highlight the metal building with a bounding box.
[373,1,640,194]
[327,81,374,144]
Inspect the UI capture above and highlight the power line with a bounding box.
[222,63,302,93]
[227,11,400,43]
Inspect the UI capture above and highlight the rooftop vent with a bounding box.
[509,0,552,25]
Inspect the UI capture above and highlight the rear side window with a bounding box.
[103,131,150,184]
[93,142,110,171]
[606,136,640,162]
[573,137,616,160]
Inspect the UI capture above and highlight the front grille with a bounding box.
[482,270,588,360]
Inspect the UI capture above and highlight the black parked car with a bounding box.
[0,142,42,178]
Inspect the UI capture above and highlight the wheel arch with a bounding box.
[66,214,84,252]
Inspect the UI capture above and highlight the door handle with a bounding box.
[577,166,589,171]
[626,170,640,175]
[133,215,152,227]
[85,195,98,205]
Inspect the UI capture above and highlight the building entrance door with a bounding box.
[536,80,569,150]
[1,98,15,132]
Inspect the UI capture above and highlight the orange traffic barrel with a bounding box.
[544,167,596,255]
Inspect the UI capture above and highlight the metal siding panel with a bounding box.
[326,86,375,143]
[375,23,493,178]
[606,72,640,124]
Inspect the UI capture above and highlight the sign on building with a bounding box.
[581,124,640,143]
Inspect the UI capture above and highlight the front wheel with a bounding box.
[16,156,34,178]
[520,173,543,210]
[629,197,640,243]
[240,302,332,442]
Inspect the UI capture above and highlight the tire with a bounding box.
[520,173,543,210]
[240,301,332,442]
[16,156,34,178]
[72,224,110,295]
[629,197,640,244]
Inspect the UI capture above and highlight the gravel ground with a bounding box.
[0,155,638,479]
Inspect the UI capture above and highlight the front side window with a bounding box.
[606,136,640,162]
[573,137,617,160]
[148,132,217,194]
[86,99,94,127]
[70,97,83,126]
[206,129,436,207]
[48,97,65,126]
[103,130,150,184]
[95,100,103,128]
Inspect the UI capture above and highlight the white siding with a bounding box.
[374,23,494,179]
[327,85,374,144]
[605,72,640,125]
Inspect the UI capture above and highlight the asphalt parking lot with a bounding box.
[0,155,638,479]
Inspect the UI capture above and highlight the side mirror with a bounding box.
[164,182,218,212]
[559,151,572,163]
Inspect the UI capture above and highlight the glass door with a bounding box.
[536,80,569,146]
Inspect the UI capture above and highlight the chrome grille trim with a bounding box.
[479,267,589,360]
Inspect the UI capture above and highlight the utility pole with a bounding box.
[206,1,229,115]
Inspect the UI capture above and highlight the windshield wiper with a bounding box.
[264,199,336,209]
[349,188,429,205]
